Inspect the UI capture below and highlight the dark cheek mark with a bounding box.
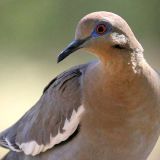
[112,44,126,49]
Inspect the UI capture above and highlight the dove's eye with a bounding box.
[96,24,107,35]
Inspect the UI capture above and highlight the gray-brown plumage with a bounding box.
[1,11,160,160]
[0,64,88,156]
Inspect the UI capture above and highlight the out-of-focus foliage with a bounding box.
[0,0,159,159]
[0,0,159,57]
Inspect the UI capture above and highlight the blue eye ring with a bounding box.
[96,23,107,35]
[92,21,112,37]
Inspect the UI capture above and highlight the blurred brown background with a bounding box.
[0,0,159,159]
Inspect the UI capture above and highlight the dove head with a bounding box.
[58,11,143,63]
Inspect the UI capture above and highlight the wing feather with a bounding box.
[0,63,88,156]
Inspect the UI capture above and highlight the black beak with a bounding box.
[57,37,89,63]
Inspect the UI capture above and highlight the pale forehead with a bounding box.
[75,11,129,39]
[81,12,121,22]
[80,12,128,28]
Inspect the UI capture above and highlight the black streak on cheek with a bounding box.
[112,44,126,49]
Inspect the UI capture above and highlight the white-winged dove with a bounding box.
[1,11,160,160]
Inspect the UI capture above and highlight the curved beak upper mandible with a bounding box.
[57,37,90,63]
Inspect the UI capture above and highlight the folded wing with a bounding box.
[0,64,88,156]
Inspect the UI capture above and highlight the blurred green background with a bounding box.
[0,0,159,159]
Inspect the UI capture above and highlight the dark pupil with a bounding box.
[97,25,105,33]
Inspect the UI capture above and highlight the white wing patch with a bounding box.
[18,105,85,156]
[4,138,21,152]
